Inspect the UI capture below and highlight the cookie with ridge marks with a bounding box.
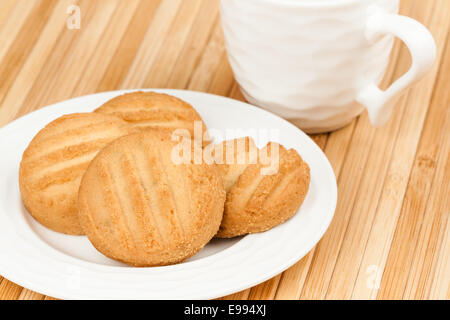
[215,137,310,238]
[78,130,225,266]
[95,91,209,144]
[19,113,134,235]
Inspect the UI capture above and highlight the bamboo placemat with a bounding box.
[0,0,448,300]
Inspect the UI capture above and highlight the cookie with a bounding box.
[78,130,225,266]
[215,137,310,238]
[19,113,133,235]
[215,137,259,192]
[95,91,208,144]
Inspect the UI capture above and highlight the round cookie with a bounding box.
[216,137,310,238]
[19,113,133,235]
[78,130,225,267]
[95,91,208,144]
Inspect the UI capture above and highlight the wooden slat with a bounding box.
[377,32,450,299]
[401,34,450,300]
[13,0,111,118]
[96,0,162,92]
[207,52,235,96]
[18,289,45,300]
[0,0,19,30]
[0,0,448,300]
[142,0,204,88]
[0,0,36,66]
[72,0,142,96]
[187,19,226,91]
[167,2,220,89]
[0,0,57,108]
[27,0,120,106]
[121,0,184,88]
[0,0,77,126]
[0,279,23,300]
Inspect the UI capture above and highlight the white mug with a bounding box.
[220,0,436,133]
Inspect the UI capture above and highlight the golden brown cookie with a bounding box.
[215,137,259,192]
[216,137,310,238]
[19,113,133,235]
[78,130,225,266]
[95,91,208,144]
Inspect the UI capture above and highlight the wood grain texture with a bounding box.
[0,0,448,300]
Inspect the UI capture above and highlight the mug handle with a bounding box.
[356,8,436,127]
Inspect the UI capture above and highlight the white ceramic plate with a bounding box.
[0,89,336,300]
